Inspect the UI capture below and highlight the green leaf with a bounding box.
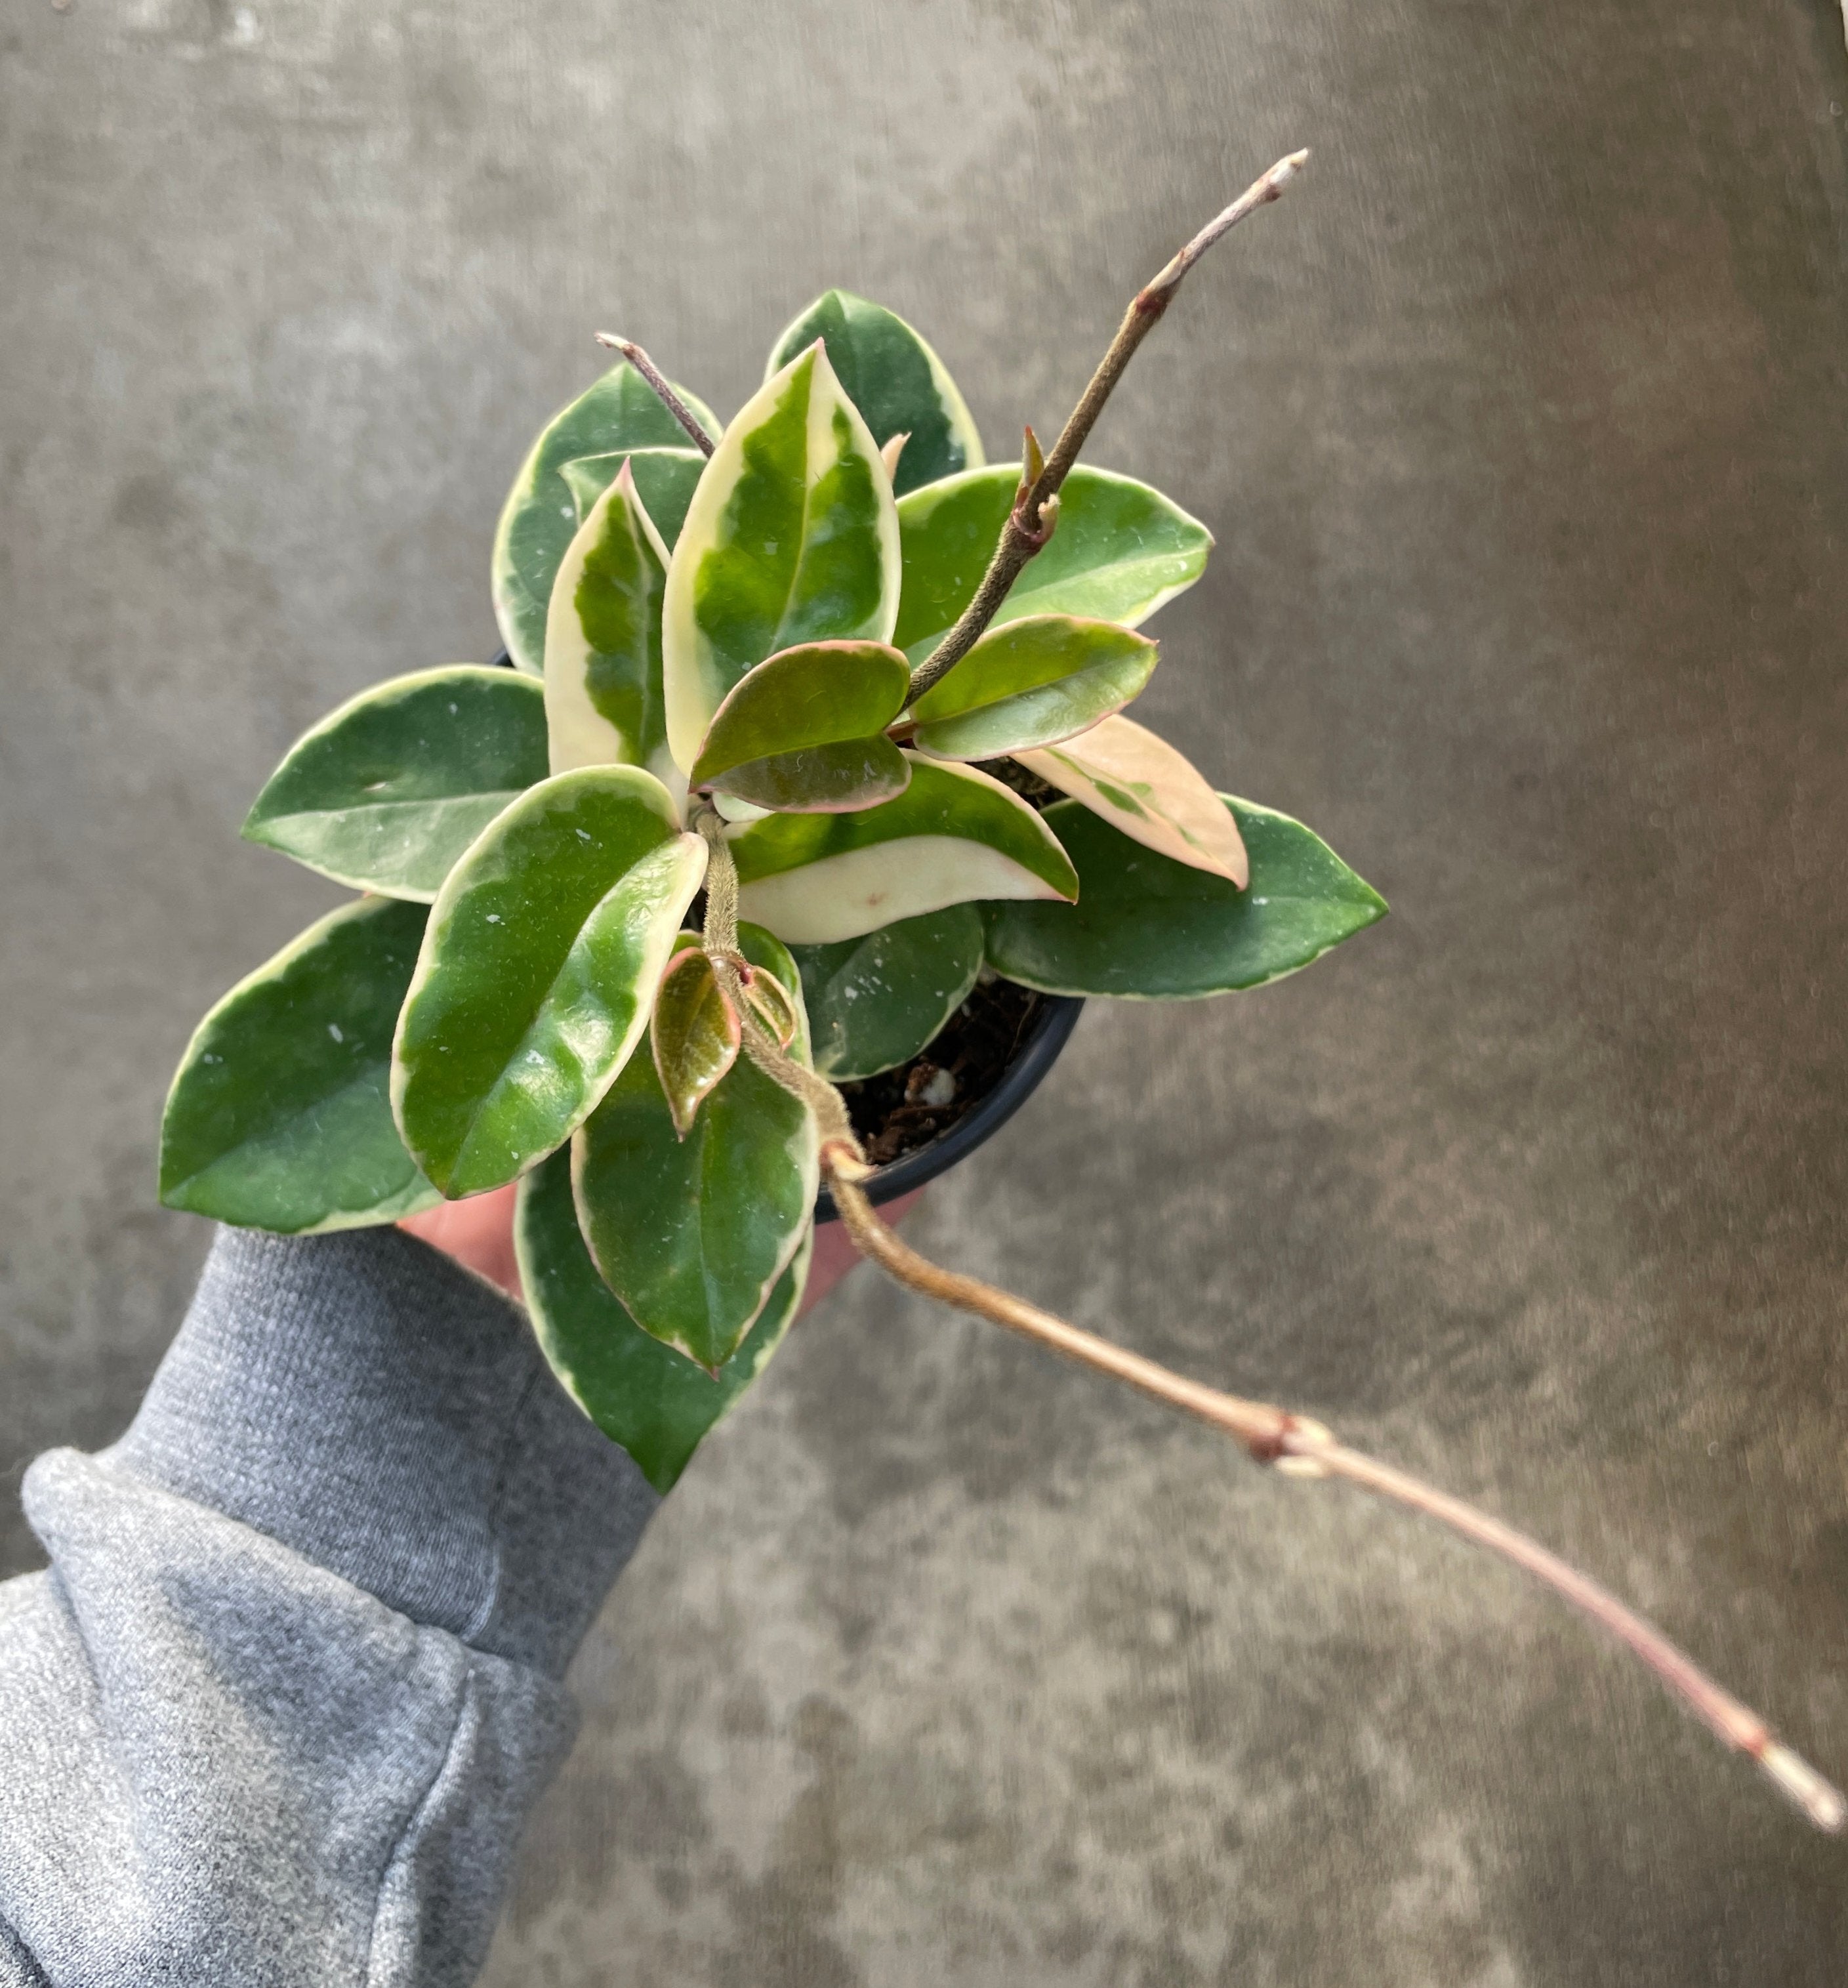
[558,445,707,546]
[688,637,912,812]
[573,924,818,1371]
[792,903,985,1080]
[240,667,548,902]
[392,766,706,1196]
[909,615,1157,761]
[707,735,911,814]
[493,363,723,676]
[1016,712,1248,883]
[661,342,900,770]
[893,465,1212,665]
[543,462,676,786]
[517,1146,810,1494]
[691,640,911,783]
[983,797,1386,998]
[160,898,439,1232]
[650,947,740,1139]
[765,290,985,497]
[730,754,1079,944]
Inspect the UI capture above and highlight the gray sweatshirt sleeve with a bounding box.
[0,1224,661,1988]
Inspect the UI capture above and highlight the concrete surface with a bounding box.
[5,2,1848,1981]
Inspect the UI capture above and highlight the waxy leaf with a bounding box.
[1016,713,1248,884]
[559,445,706,546]
[690,637,913,813]
[517,1146,810,1494]
[494,363,722,676]
[739,961,800,1047]
[708,735,911,814]
[544,463,674,785]
[792,903,985,1080]
[392,766,705,1197]
[574,924,817,1371]
[894,465,1212,665]
[983,797,1386,998]
[651,947,741,1138]
[766,290,984,497]
[160,898,438,1232]
[909,615,1157,761]
[241,667,548,902]
[691,640,911,783]
[730,755,1078,944]
[662,342,900,771]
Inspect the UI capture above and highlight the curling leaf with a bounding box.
[1015,712,1248,884]
[792,903,985,1080]
[661,343,900,770]
[909,615,1156,761]
[650,947,741,1138]
[494,362,722,676]
[241,667,548,901]
[983,797,1386,998]
[159,898,438,1232]
[517,1146,810,1494]
[729,755,1078,945]
[689,637,913,812]
[765,290,984,496]
[574,924,817,1371]
[894,465,1211,665]
[392,766,705,1197]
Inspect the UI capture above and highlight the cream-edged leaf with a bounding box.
[765,290,983,496]
[241,667,549,902]
[160,898,440,1233]
[729,755,1077,944]
[391,766,706,1196]
[895,465,1211,665]
[493,364,722,675]
[909,615,1157,761]
[662,342,900,771]
[543,462,676,787]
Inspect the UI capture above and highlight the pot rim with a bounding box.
[813,991,1084,1222]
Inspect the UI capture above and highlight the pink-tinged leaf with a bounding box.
[739,962,800,1047]
[650,947,741,1139]
[1015,714,1248,886]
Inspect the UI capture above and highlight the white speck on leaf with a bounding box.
[485,913,502,923]
[327,1023,344,1043]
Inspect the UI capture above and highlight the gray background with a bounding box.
[5,1,1847,1981]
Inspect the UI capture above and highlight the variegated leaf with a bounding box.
[895,465,1211,665]
[543,461,677,793]
[559,444,707,547]
[493,363,722,676]
[1015,713,1248,884]
[729,755,1078,945]
[391,766,706,1197]
[661,342,900,771]
[241,666,548,901]
[909,615,1157,761]
[765,290,984,496]
[574,924,817,1371]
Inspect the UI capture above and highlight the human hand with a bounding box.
[400,1183,922,1317]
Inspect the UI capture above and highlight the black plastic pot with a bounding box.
[813,993,1084,1221]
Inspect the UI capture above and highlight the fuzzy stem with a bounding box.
[592,333,718,457]
[820,1149,1845,1834]
[694,806,862,1152]
[904,150,1307,707]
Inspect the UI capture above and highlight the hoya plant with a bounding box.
[157,155,1839,1833]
